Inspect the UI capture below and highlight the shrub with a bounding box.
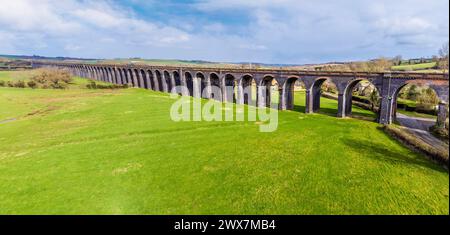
[321,81,337,94]
[0,80,5,87]
[50,81,68,89]
[381,125,448,167]
[31,69,73,87]
[430,125,449,142]
[407,85,419,100]
[86,81,97,89]
[7,81,14,87]
[27,80,38,89]
[14,80,26,88]
[87,81,128,89]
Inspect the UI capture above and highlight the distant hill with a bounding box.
[0,54,96,61]
[0,54,309,67]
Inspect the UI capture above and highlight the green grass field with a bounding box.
[0,72,448,215]
[391,62,437,71]
[0,70,112,89]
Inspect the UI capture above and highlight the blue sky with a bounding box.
[0,0,448,64]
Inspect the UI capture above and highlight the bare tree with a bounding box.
[437,41,449,72]
[392,55,402,66]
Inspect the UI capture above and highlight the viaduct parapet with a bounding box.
[33,61,449,127]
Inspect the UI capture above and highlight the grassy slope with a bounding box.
[0,76,448,215]
[391,62,437,71]
[0,70,111,89]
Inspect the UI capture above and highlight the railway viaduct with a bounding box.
[33,61,449,127]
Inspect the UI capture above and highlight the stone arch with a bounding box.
[195,72,208,98]
[92,67,98,81]
[100,67,107,82]
[239,74,256,105]
[108,67,114,83]
[259,75,276,108]
[86,66,94,79]
[86,66,92,79]
[99,67,105,82]
[128,68,137,87]
[125,68,133,86]
[170,71,182,95]
[132,68,140,87]
[173,71,181,86]
[184,71,194,96]
[98,67,103,81]
[114,67,123,84]
[164,71,173,93]
[209,73,221,101]
[94,67,101,81]
[307,77,339,115]
[107,67,113,83]
[107,67,114,83]
[155,70,165,92]
[280,76,298,110]
[223,74,236,103]
[139,69,148,89]
[119,68,127,84]
[147,70,155,90]
[343,78,380,118]
[391,81,442,126]
[100,67,108,82]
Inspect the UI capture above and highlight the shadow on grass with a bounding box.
[342,138,446,173]
[293,105,337,117]
[293,104,376,121]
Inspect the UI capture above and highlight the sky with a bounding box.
[0,0,448,64]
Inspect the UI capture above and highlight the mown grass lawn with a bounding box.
[0,75,448,215]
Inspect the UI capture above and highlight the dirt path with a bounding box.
[396,113,448,152]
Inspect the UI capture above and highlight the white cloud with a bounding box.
[1,0,84,34]
[194,0,449,63]
[73,8,123,29]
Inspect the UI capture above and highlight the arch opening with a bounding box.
[185,72,194,96]
[101,67,107,82]
[343,79,379,119]
[282,77,298,110]
[309,78,339,116]
[119,68,127,84]
[292,79,306,112]
[140,69,148,89]
[164,71,172,92]
[240,75,256,105]
[393,83,441,129]
[210,73,221,101]
[155,70,164,92]
[126,69,134,86]
[173,71,182,94]
[259,76,279,108]
[147,70,155,90]
[195,72,208,98]
[107,67,113,83]
[133,69,140,87]
[224,74,236,103]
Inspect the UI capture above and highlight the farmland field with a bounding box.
[391,62,437,71]
[0,72,448,215]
